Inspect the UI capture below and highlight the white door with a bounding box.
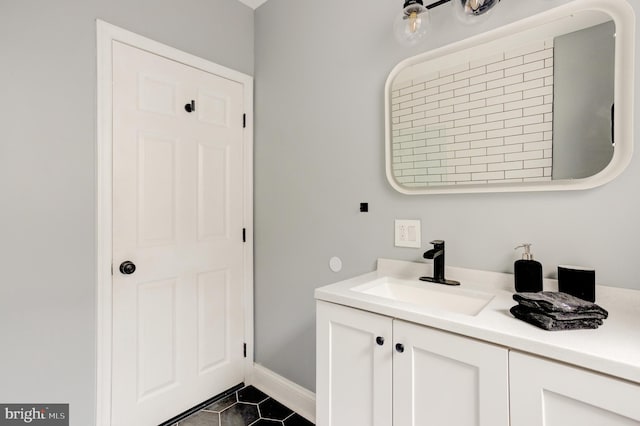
[510,351,640,426]
[316,301,393,426]
[111,41,245,426]
[393,320,509,426]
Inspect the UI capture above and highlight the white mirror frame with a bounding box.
[385,0,635,195]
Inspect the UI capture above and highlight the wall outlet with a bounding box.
[395,219,421,248]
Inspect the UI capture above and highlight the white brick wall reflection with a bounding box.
[391,39,554,187]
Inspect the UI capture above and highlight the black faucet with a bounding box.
[420,240,460,286]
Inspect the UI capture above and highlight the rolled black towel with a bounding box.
[510,305,603,331]
[513,291,608,318]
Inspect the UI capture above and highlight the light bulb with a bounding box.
[409,11,419,33]
[394,1,429,46]
[467,0,482,12]
[455,0,500,23]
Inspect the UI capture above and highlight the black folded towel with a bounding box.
[513,291,608,318]
[510,305,603,331]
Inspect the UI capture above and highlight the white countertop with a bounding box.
[314,258,640,384]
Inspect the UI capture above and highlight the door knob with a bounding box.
[376,336,385,346]
[395,343,405,353]
[119,261,136,275]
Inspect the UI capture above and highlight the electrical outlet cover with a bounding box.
[395,219,421,248]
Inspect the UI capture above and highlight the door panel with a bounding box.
[510,351,640,426]
[393,320,509,426]
[197,269,229,372]
[197,89,230,126]
[197,143,229,240]
[138,134,177,245]
[112,41,245,426]
[136,278,178,400]
[316,301,393,426]
[138,73,178,116]
[412,348,480,425]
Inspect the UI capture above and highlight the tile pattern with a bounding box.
[391,38,555,186]
[175,386,314,426]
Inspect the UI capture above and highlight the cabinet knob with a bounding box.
[376,336,385,346]
[395,343,405,353]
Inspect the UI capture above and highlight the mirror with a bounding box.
[385,0,635,194]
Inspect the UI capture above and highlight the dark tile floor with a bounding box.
[173,386,314,426]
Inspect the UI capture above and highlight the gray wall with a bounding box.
[554,21,615,179]
[0,1,253,425]
[254,0,640,392]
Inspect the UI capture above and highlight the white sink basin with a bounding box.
[351,276,494,316]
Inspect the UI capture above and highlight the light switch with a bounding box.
[395,219,421,248]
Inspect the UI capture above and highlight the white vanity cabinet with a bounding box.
[510,351,640,426]
[315,259,640,425]
[393,319,509,426]
[316,300,393,426]
[316,301,510,426]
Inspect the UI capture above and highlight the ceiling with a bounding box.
[237,0,269,9]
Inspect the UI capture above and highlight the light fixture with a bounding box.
[393,0,430,46]
[455,0,501,23]
[394,0,501,45]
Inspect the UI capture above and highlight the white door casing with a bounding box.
[97,21,254,426]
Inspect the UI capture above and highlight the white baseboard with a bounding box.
[248,363,316,423]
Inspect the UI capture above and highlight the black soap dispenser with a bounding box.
[514,243,543,292]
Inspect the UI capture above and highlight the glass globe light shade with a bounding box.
[394,1,430,46]
[454,0,500,24]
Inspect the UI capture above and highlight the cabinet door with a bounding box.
[316,301,393,426]
[510,351,640,426]
[393,320,509,426]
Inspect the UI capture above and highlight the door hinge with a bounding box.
[243,343,247,358]
[242,228,246,243]
[243,113,246,128]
